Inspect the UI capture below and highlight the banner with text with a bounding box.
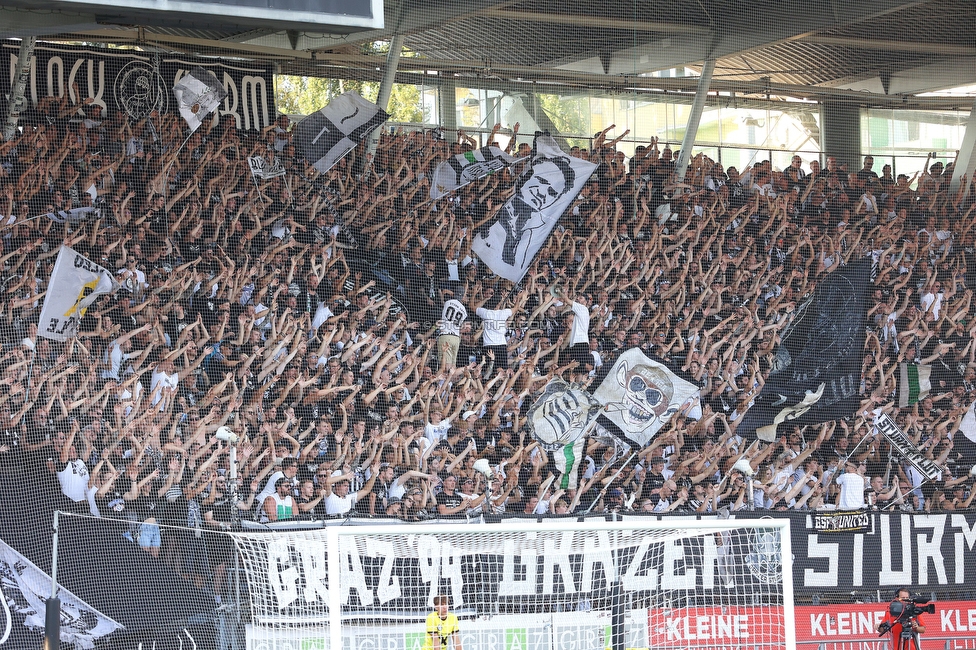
[1,40,275,130]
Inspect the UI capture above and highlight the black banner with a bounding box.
[1,40,275,130]
[742,510,976,595]
[739,258,872,440]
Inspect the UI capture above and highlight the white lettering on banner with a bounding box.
[913,515,948,584]
[499,540,537,596]
[542,531,577,594]
[416,537,463,607]
[852,533,863,586]
[580,531,616,593]
[622,536,657,592]
[953,514,976,584]
[940,608,976,632]
[803,535,839,586]
[268,538,300,609]
[809,611,882,637]
[241,75,271,131]
[662,539,696,590]
[339,539,373,606]
[365,538,401,604]
[47,56,63,99]
[297,542,329,605]
[879,516,912,585]
[663,614,749,641]
[7,48,272,127]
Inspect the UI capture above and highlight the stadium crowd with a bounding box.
[2,95,976,581]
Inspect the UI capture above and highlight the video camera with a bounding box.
[878,594,935,638]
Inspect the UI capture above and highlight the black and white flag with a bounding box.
[0,537,122,647]
[172,67,227,133]
[43,207,99,224]
[472,135,596,283]
[294,92,389,174]
[591,348,702,448]
[38,246,120,341]
[430,146,521,199]
[247,155,286,180]
[738,258,872,441]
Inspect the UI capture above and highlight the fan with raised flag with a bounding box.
[37,246,121,342]
[472,133,596,283]
[294,91,389,174]
[172,67,227,133]
[430,146,522,199]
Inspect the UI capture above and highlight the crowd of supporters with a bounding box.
[2,95,976,577]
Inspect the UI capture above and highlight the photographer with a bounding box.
[877,588,927,647]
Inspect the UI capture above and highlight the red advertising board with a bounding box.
[648,600,976,649]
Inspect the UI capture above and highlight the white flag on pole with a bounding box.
[471,135,596,283]
[172,67,227,133]
[38,246,119,341]
[429,146,521,199]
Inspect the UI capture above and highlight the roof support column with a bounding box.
[3,36,36,142]
[367,34,404,157]
[673,58,715,184]
[949,97,976,203]
[438,77,457,134]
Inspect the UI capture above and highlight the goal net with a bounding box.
[233,518,794,650]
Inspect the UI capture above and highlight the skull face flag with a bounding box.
[294,91,389,174]
[591,348,702,448]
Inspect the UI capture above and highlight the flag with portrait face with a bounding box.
[430,146,521,199]
[38,246,119,341]
[294,92,389,174]
[172,67,227,133]
[472,135,596,283]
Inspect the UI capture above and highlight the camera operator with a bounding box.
[877,588,927,646]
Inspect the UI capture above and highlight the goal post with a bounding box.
[232,517,795,650]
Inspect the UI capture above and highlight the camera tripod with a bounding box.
[886,620,920,650]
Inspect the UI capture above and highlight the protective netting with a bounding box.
[1,0,976,648]
[232,521,791,650]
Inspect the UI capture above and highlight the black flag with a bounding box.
[294,92,388,174]
[738,258,872,441]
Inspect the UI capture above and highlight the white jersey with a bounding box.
[58,459,89,502]
[569,301,591,346]
[440,299,468,337]
[476,307,512,346]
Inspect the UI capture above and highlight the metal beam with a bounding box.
[948,97,976,203]
[673,59,715,183]
[799,35,976,57]
[3,36,36,141]
[474,9,711,35]
[368,34,405,157]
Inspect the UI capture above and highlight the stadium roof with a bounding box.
[1,0,975,110]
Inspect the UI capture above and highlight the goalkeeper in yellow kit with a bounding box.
[425,595,462,650]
